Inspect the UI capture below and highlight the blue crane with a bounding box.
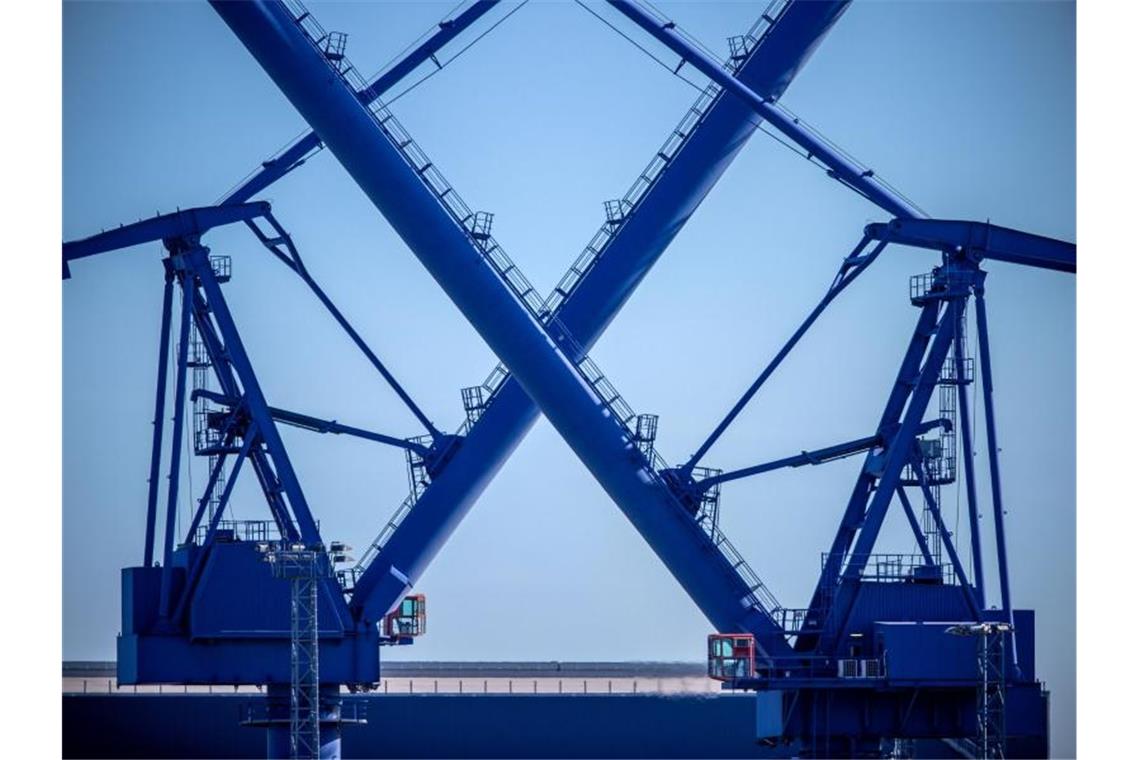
[63,0,1072,757]
[66,2,849,755]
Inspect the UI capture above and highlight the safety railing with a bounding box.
[728,0,792,73]
[196,519,280,545]
[909,268,974,304]
[824,552,955,585]
[742,654,887,682]
[771,607,810,635]
[347,433,433,586]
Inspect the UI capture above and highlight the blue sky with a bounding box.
[63,1,1074,753]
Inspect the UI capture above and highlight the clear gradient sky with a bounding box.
[63,1,1075,754]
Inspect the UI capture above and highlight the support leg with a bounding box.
[158,274,194,619]
[952,298,986,602]
[975,286,1021,674]
[144,262,175,567]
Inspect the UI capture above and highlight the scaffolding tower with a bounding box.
[262,543,329,760]
[947,622,1011,759]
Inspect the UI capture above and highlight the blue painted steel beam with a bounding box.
[839,313,957,582]
[194,389,431,455]
[865,218,1076,273]
[190,246,324,544]
[158,276,194,621]
[210,0,848,653]
[186,287,299,542]
[950,298,986,604]
[684,237,885,474]
[701,417,947,492]
[699,433,882,491]
[184,429,237,543]
[62,202,269,275]
[605,0,924,221]
[171,432,258,624]
[809,299,943,619]
[820,304,962,647]
[346,0,851,625]
[143,263,176,568]
[975,284,1015,625]
[179,259,354,626]
[220,1,501,206]
[245,216,442,440]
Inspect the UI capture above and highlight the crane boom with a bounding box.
[605,0,923,221]
[347,0,851,625]
[209,0,858,654]
[865,218,1076,273]
[62,202,269,276]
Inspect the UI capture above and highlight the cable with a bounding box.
[215,1,516,205]
[573,1,708,91]
[363,0,468,84]
[574,0,931,219]
[384,1,531,107]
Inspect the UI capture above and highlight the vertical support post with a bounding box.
[287,253,441,441]
[975,287,1011,614]
[159,273,194,619]
[683,238,884,474]
[975,286,1020,672]
[144,262,176,567]
[952,298,986,602]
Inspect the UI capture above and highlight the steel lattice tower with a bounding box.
[266,545,327,760]
[977,624,1009,759]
